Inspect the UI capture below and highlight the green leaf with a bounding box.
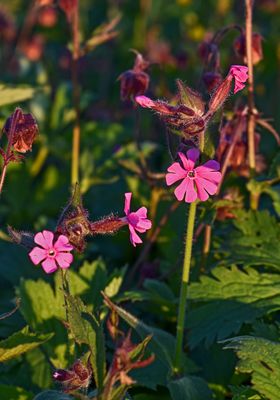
[0,85,36,106]
[168,376,212,400]
[230,385,263,400]
[33,391,73,400]
[0,326,53,363]
[219,210,280,269]
[66,294,106,389]
[0,384,33,400]
[188,266,280,347]
[224,336,280,400]
[18,275,69,367]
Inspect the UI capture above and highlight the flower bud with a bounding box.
[202,71,223,92]
[53,358,91,393]
[90,215,126,235]
[118,52,150,101]
[234,32,263,65]
[4,109,38,153]
[208,74,232,112]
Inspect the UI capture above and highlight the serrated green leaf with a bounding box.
[188,266,280,347]
[224,336,280,400]
[168,376,212,400]
[0,85,36,106]
[0,384,33,400]
[66,294,106,389]
[0,326,53,363]
[219,210,280,269]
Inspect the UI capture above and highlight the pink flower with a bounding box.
[166,148,222,203]
[122,193,152,247]
[29,230,73,274]
[135,95,156,109]
[229,65,249,94]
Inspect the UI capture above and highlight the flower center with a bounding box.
[48,248,56,258]
[187,170,196,179]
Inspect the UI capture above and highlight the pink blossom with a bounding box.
[122,193,152,247]
[229,65,249,94]
[29,230,73,274]
[135,95,156,109]
[166,148,222,203]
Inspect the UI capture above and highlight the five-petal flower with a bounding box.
[122,192,152,247]
[166,148,222,203]
[29,230,73,274]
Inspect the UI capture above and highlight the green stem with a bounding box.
[173,200,197,374]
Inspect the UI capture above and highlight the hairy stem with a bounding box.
[245,0,256,173]
[173,200,197,373]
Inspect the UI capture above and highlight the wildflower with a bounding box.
[122,192,152,247]
[29,230,73,274]
[209,65,248,112]
[229,65,249,94]
[53,358,91,393]
[118,52,150,101]
[166,148,221,203]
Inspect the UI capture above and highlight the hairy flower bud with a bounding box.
[4,109,38,153]
[234,32,263,65]
[118,52,150,101]
[53,358,91,393]
[90,215,126,235]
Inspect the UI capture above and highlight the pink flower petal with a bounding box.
[174,177,197,203]
[134,206,148,219]
[54,235,73,252]
[195,165,222,184]
[136,218,152,232]
[55,252,73,269]
[42,257,58,274]
[166,162,187,185]
[195,181,209,202]
[233,81,245,94]
[199,160,220,171]
[135,95,155,108]
[29,246,47,265]
[34,230,54,250]
[178,149,199,171]
[124,192,132,215]
[129,225,143,247]
[195,176,219,195]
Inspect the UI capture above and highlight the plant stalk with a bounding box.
[173,200,197,373]
[245,0,256,173]
[71,1,81,185]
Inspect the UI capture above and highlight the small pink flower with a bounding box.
[166,148,222,203]
[135,95,156,109]
[229,65,249,94]
[29,230,73,274]
[122,193,152,247]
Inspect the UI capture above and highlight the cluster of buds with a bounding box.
[53,356,92,393]
[118,51,150,101]
[135,65,248,141]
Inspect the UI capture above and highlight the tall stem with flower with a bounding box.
[136,65,248,374]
